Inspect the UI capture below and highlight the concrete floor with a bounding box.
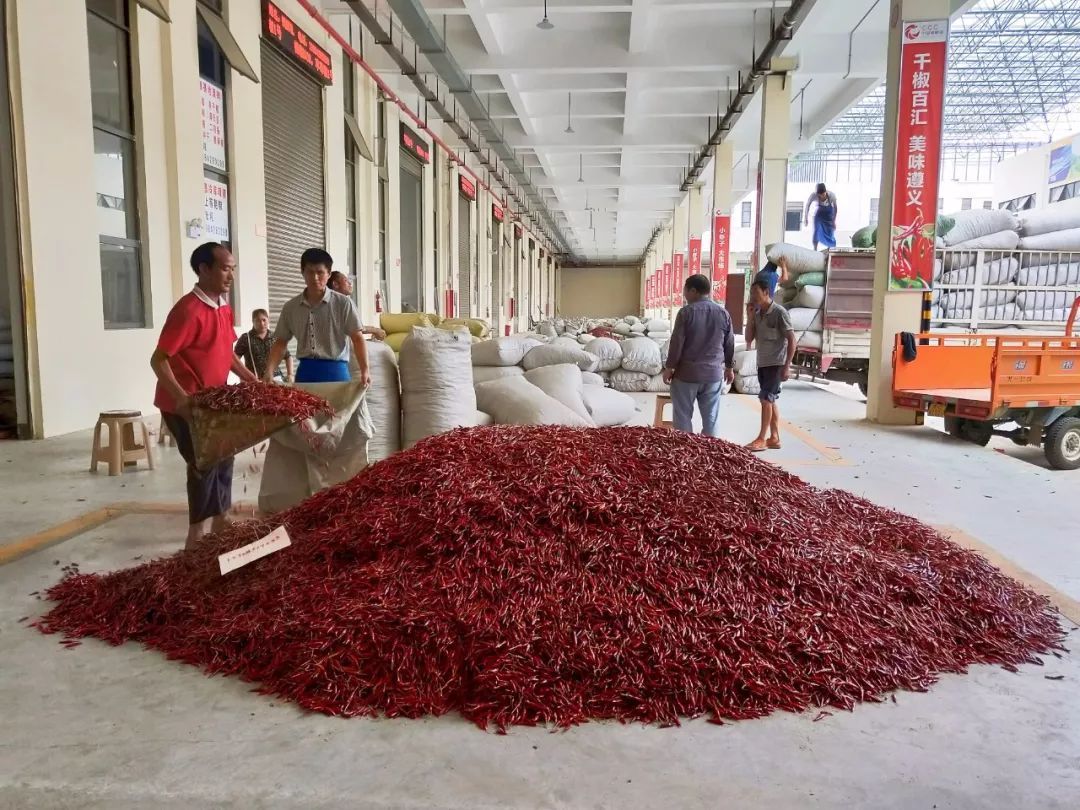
[2,388,1079,809]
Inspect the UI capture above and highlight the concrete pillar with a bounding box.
[867,0,951,423]
[671,198,688,317]
[753,60,795,267]
[712,141,734,309]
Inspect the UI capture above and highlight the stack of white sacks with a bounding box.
[932,207,1080,326]
[470,334,641,426]
[769,243,827,352]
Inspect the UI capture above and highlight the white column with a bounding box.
[753,60,795,267]
[867,0,952,423]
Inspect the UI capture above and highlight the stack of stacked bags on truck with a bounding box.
[380,312,491,353]
[1013,208,1080,323]
[769,243,827,352]
[931,209,1022,324]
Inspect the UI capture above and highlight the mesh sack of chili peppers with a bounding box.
[35,426,1064,730]
[188,382,334,471]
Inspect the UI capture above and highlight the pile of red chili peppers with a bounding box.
[191,382,333,421]
[34,427,1064,729]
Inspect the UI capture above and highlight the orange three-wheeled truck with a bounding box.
[892,297,1080,470]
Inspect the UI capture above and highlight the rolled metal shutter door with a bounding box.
[261,41,325,323]
[457,195,472,317]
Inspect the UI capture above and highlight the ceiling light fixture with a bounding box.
[537,0,554,30]
[565,92,574,134]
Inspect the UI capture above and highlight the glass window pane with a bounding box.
[343,63,355,116]
[87,0,125,24]
[100,241,145,327]
[87,12,131,132]
[347,220,356,280]
[94,130,138,239]
[345,158,356,219]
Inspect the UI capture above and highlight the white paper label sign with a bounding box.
[219,526,291,575]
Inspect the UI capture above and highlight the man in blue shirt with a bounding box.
[662,274,736,437]
[753,256,789,299]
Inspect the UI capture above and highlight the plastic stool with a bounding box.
[90,410,155,476]
[653,394,673,429]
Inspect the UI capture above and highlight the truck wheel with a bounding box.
[948,418,991,446]
[1045,417,1080,470]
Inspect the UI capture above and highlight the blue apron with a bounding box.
[295,358,350,383]
[814,200,837,248]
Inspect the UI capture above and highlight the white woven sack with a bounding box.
[365,341,401,463]
[620,336,663,375]
[1017,290,1078,311]
[733,349,757,377]
[1019,208,1080,237]
[625,316,640,325]
[471,336,542,367]
[797,331,823,350]
[609,369,650,393]
[1017,262,1080,286]
[582,371,605,387]
[629,322,647,333]
[538,322,558,338]
[645,373,670,393]
[734,373,760,395]
[941,290,1017,309]
[474,411,494,427]
[613,321,633,335]
[399,327,477,449]
[939,257,1019,286]
[942,209,1019,246]
[1018,228,1080,253]
[942,231,1020,271]
[646,319,670,333]
[472,365,526,384]
[766,243,826,275]
[581,386,638,427]
[474,375,591,426]
[576,334,594,345]
[523,364,595,425]
[584,336,624,372]
[522,342,599,372]
[551,336,583,350]
[788,307,824,332]
[795,284,826,309]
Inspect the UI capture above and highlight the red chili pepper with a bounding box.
[30,426,1065,729]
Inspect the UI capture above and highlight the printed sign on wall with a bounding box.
[200,79,226,172]
[711,211,730,304]
[888,20,948,290]
[203,178,230,241]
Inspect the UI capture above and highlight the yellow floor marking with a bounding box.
[0,501,254,566]
[732,394,848,466]
[937,525,1080,626]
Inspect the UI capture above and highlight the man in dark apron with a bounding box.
[804,183,838,251]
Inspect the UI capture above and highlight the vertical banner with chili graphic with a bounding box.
[888,19,948,290]
[673,253,684,305]
[663,262,672,306]
[711,211,730,303]
[688,238,702,277]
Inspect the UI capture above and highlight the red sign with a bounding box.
[711,211,730,304]
[492,204,504,222]
[647,274,655,307]
[889,19,948,290]
[663,262,672,306]
[514,224,523,240]
[688,237,702,276]
[399,123,431,164]
[459,174,477,200]
[673,253,685,302]
[263,2,332,84]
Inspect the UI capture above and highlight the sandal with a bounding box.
[766,439,782,450]
[744,440,768,452]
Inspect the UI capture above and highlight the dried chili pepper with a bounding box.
[191,381,332,421]
[32,426,1064,730]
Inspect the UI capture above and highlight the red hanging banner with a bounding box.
[688,238,702,276]
[888,19,948,290]
[711,211,730,304]
[673,253,685,302]
[663,262,673,306]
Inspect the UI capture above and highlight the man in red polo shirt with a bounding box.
[151,242,257,549]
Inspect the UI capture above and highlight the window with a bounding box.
[377,98,388,299]
[869,198,879,225]
[198,7,235,312]
[1000,194,1036,212]
[1051,182,1080,204]
[740,200,751,228]
[938,197,944,211]
[343,61,358,285]
[87,0,145,328]
[982,200,993,210]
[961,198,972,210]
[784,202,801,232]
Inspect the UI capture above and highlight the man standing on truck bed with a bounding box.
[744,279,796,452]
[804,183,838,251]
[662,273,736,438]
